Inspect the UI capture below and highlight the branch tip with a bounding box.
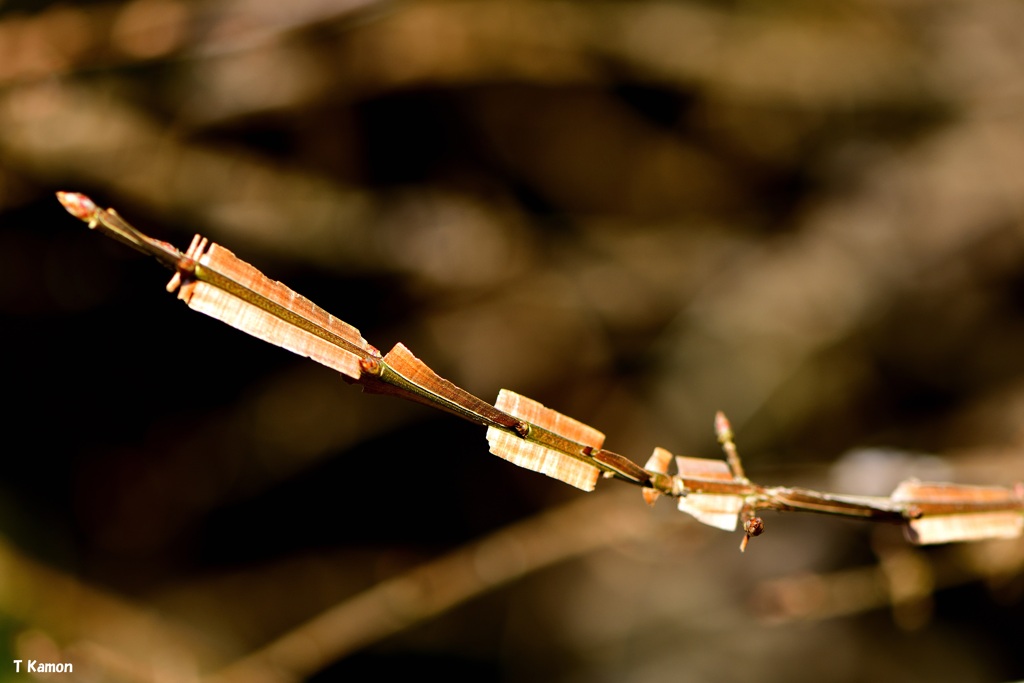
[714,410,733,444]
[56,191,98,222]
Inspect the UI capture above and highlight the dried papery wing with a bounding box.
[497,390,604,448]
[176,240,375,379]
[892,480,1023,544]
[486,390,602,491]
[645,447,674,473]
[675,456,734,481]
[891,480,1018,504]
[642,447,673,506]
[904,512,1024,545]
[675,455,744,530]
[487,429,600,491]
[678,493,745,532]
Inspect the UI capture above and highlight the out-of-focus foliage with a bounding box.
[3,1,1024,681]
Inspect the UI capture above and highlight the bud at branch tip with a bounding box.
[56,191,98,222]
[715,411,733,444]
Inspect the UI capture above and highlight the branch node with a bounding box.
[740,515,765,553]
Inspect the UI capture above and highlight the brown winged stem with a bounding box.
[57,192,1024,549]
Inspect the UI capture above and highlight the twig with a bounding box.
[0,534,212,683]
[57,192,1024,549]
[202,489,655,683]
[750,530,1024,628]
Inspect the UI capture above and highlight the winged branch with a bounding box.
[57,192,1024,551]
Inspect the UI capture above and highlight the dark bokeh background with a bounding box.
[3,0,1024,681]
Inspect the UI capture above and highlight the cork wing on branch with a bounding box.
[56,192,1024,549]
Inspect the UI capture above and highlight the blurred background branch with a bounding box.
[4,0,1024,681]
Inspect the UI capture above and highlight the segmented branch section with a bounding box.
[57,192,1024,551]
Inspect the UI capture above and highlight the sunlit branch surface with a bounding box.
[58,192,1024,551]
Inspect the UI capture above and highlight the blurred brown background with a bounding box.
[3,0,1024,681]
